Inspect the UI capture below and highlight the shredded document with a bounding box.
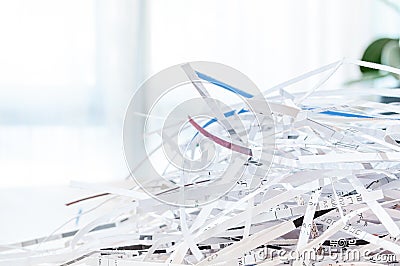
[2,59,400,266]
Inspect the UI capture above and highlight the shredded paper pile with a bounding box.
[3,59,400,266]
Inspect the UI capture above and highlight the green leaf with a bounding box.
[360,38,394,74]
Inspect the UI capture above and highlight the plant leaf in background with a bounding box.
[346,38,400,86]
[358,37,400,103]
[381,39,400,79]
[360,38,393,74]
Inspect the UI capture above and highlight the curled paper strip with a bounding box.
[123,61,274,207]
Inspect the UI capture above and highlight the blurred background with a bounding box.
[0,0,399,244]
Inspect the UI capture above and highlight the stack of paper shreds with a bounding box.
[3,59,400,266]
